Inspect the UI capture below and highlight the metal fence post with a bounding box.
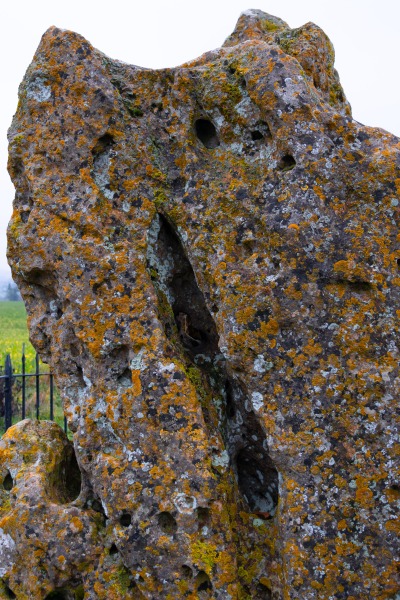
[4,354,13,432]
[35,353,40,420]
[49,373,54,421]
[21,344,26,420]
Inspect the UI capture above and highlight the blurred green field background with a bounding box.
[0,300,36,371]
[0,300,66,432]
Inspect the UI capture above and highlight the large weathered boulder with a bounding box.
[5,9,399,599]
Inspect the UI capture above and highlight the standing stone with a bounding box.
[4,9,399,599]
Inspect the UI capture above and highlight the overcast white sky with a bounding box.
[1,0,400,279]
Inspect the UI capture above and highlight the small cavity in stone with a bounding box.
[61,447,82,504]
[120,513,132,527]
[44,589,82,600]
[181,565,193,579]
[3,472,13,491]
[256,581,272,599]
[251,130,264,141]
[195,119,220,149]
[278,154,296,171]
[196,506,211,527]
[158,511,177,534]
[195,570,212,591]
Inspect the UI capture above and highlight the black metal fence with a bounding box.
[0,349,67,434]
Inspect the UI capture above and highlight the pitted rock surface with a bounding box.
[5,9,400,599]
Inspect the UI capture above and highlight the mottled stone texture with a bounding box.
[4,9,400,599]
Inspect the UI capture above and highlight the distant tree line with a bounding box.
[1,282,21,301]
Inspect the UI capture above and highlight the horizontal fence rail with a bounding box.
[0,347,67,434]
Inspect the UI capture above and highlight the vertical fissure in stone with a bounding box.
[146,213,220,369]
[146,213,279,515]
[224,378,279,517]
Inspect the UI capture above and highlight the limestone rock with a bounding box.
[5,9,400,599]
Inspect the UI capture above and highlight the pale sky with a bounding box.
[1,0,400,279]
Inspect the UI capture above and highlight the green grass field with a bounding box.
[0,300,36,371]
[0,300,66,433]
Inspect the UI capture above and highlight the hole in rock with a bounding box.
[92,133,114,156]
[157,511,177,534]
[255,582,272,599]
[60,446,82,504]
[109,543,119,555]
[91,498,103,512]
[347,281,372,293]
[3,472,13,491]
[278,154,296,171]
[196,506,211,528]
[396,258,400,269]
[120,513,132,527]
[181,565,193,579]
[251,130,264,141]
[235,444,279,516]
[117,367,132,389]
[75,366,85,388]
[195,119,220,149]
[195,571,212,592]
[24,268,56,291]
[44,589,82,600]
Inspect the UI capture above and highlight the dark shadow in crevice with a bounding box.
[181,565,193,579]
[44,586,84,600]
[147,213,280,516]
[2,471,13,491]
[158,511,177,534]
[55,443,82,504]
[24,267,56,290]
[92,133,114,157]
[195,570,212,592]
[1,581,16,599]
[278,154,296,171]
[251,121,272,142]
[120,512,132,527]
[255,582,272,599]
[195,119,220,149]
[84,495,107,525]
[224,379,279,516]
[236,446,278,515]
[149,214,220,366]
[196,506,211,528]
